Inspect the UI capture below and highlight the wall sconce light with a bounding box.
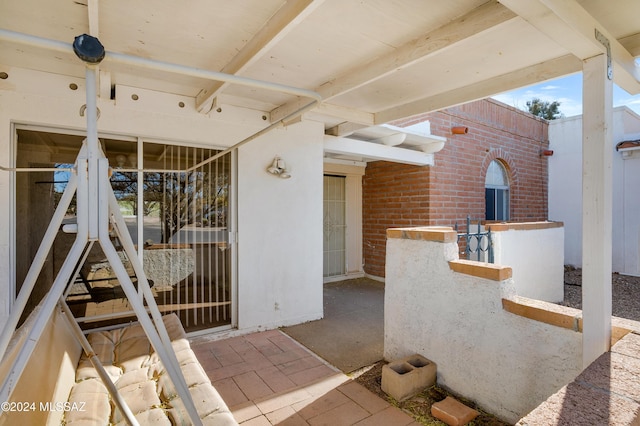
[266,156,291,179]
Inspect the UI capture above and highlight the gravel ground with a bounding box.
[560,266,640,321]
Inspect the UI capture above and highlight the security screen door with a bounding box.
[323,175,346,277]
[15,129,233,333]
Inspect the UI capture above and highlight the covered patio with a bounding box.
[1,0,640,424]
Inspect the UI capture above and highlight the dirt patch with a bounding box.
[351,361,510,425]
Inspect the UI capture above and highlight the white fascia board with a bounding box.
[323,135,434,166]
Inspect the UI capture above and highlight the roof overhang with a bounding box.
[323,123,446,166]
[1,0,639,130]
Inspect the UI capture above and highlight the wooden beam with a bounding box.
[620,32,640,57]
[317,0,516,101]
[195,0,323,113]
[272,1,516,123]
[274,98,375,126]
[500,0,640,94]
[325,122,368,137]
[87,0,99,36]
[374,54,582,124]
[323,135,434,166]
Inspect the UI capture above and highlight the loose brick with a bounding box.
[431,396,479,426]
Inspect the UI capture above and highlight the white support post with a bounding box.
[582,53,613,368]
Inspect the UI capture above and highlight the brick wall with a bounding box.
[362,98,550,278]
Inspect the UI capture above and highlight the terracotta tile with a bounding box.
[234,371,275,400]
[197,354,222,372]
[266,406,310,425]
[353,406,415,426]
[307,400,370,426]
[302,374,350,397]
[255,340,285,357]
[190,345,213,358]
[289,364,337,386]
[207,359,254,381]
[278,356,323,377]
[231,401,262,423]
[207,341,236,357]
[227,336,255,352]
[337,381,389,414]
[255,388,313,415]
[216,350,245,367]
[269,333,309,351]
[212,377,248,407]
[237,346,274,369]
[268,347,310,366]
[256,365,297,393]
[293,389,350,420]
[239,414,271,426]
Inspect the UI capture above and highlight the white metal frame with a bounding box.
[0,29,320,422]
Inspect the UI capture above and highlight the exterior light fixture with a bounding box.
[266,156,291,179]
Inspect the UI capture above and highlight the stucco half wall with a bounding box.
[384,226,582,423]
[488,221,564,303]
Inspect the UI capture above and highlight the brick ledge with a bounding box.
[502,295,640,345]
[449,259,512,281]
[486,221,563,232]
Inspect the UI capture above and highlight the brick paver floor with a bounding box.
[191,329,419,425]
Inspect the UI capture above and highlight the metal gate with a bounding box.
[454,216,494,263]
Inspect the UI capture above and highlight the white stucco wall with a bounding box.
[549,107,640,276]
[237,121,324,330]
[385,229,582,423]
[0,66,324,333]
[491,224,564,302]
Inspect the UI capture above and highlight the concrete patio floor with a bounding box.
[281,278,384,373]
[191,329,419,425]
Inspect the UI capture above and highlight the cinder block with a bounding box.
[431,396,479,426]
[381,354,436,401]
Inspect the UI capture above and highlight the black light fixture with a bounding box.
[72,34,105,64]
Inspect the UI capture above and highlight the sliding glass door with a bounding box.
[15,128,234,333]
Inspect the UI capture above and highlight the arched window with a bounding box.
[485,160,509,221]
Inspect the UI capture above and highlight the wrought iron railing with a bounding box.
[454,216,494,263]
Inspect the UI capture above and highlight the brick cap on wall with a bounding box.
[502,295,640,346]
[386,226,457,242]
[486,221,563,232]
[449,259,512,281]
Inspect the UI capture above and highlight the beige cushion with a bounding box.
[64,314,237,425]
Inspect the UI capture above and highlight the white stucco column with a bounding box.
[581,53,613,368]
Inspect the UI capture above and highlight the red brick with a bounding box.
[362,98,549,278]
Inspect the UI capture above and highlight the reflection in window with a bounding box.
[485,160,509,221]
[15,130,232,333]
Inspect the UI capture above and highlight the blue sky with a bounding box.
[492,73,640,118]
